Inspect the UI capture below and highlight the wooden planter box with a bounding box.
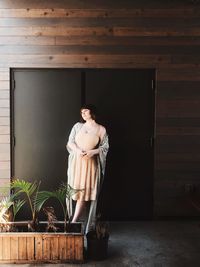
[0,231,84,263]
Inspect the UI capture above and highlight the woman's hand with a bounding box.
[85,149,99,158]
[76,148,86,156]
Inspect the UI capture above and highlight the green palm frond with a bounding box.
[11,179,38,196]
[60,182,83,199]
[11,179,41,221]
[35,191,55,212]
[36,183,83,221]
[12,199,26,220]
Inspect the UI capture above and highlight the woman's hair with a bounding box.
[80,104,97,121]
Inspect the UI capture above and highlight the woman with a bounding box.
[66,104,109,233]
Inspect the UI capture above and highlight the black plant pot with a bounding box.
[86,231,109,260]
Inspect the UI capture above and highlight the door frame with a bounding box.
[10,67,156,218]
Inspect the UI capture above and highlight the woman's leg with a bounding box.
[72,200,85,222]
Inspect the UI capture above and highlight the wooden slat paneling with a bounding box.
[0,82,9,90]
[157,68,200,81]
[0,8,199,18]
[55,36,200,46]
[0,169,10,179]
[74,236,83,261]
[58,236,66,260]
[0,233,84,262]
[0,134,10,144]
[0,1,200,217]
[0,153,10,161]
[0,162,10,170]
[0,109,10,117]
[43,236,51,260]
[0,237,2,260]
[0,54,171,65]
[26,237,34,260]
[0,126,10,135]
[51,237,59,260]
[2,237,10,260]
[0,0,198,9]
[18,237,27,260]
[0,45,200,55]
[66,236,75,261]
[35,236,43,260]
[1,17,200,28]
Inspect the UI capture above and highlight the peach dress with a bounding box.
[70,127,100,201]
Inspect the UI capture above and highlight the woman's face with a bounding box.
[81,109,92,121]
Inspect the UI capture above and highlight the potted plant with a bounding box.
[0,178,84,263]
[86,214,109,261]
[35,181,83,232]
[10,179,41,231]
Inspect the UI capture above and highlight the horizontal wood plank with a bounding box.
[0,100,9,108]
[0,45,200,55]
[0,81,9,90]
[0,36,55,46]
[114,26,200,36]
[1,35,200,47]
[157,81,200,99]
[157,100,200,118]
[0,0,199,9]
[0,169,10,179]
[0,126,10,134]
[157,127,200,135]
[1,17,200,28]
[0,72,9,80]
[0,108,10,117]
[0,90,9,99]
[0,161,10,170]
[56,36,200,46]
[157,68,200,81]
[0,54,171,65]
[0,178,10,187]
[0,153,10,161]
[1,26,200,37]
[0,144,10,153]
[0,8,199,18]
[0,117,9,126]
[0,26,113,36]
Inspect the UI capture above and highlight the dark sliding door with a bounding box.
[12,69,81,190]
[85,69,155,220]
[12,69,155,220]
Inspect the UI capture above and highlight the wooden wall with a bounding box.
[0,0,200,216]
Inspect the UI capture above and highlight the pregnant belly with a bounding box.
[75,133,99,151]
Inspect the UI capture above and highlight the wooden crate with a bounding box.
[0,232,84,263]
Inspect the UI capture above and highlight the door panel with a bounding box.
[13,69,81,191]
[85,69,154,220]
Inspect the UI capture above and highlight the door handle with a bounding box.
[150,137,154,147]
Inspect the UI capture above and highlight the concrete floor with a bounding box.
[2,220,200,267]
